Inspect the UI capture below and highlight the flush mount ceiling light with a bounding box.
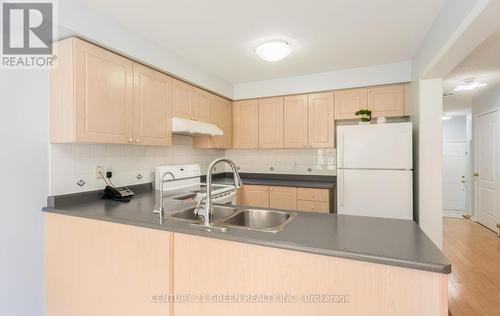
[454,80,486,91]
[254,40,292,62]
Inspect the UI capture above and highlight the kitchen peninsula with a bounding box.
[44,181,450,316]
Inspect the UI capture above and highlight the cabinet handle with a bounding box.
[128,138,133,143]
[135,139,140,143]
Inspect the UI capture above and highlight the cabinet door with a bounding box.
[283,95,308,148]
[242,185,269,208]
[269,186,297,210]
[233,99,259,149]
[171,78,193,119]
[133,64,172,146]
[307,92,335,148]
[368,84,404,117]
[45,213,173,316]
[334,88,367,120]
[193,87,211,122]
[259,97,284,148]
[211,96,233,149]
[221,98,233,148]
[74,39,134,144]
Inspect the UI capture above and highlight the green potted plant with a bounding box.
[355,109,372,124]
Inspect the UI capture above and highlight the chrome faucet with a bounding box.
[196,158,242,227]
[154,171,176,223]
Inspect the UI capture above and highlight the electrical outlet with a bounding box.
[95,165,105,180]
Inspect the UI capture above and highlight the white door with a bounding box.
[474,110,500,231]
[337,123,412,169]
[337,169,413,220]
[442,141,467,213]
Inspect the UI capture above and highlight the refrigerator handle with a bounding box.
[337,169,344,208]
[337,130,343,168]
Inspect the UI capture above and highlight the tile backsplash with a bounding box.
[49,135,337,195]
[225,148,336,175]
[49,136,224,195]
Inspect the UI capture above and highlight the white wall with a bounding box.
[57,0,233,98]
[50,136,224,195]
[472,83,500,114]
[0,70,48,315]
[233,61,411,99]
[408,0,496,248]
[415,79,444,247]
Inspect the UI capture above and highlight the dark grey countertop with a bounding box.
[209,172,336,189]
[43,183,451,274]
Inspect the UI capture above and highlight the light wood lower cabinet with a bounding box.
[46,214,447,316]
[242,185,269,208]
[173,233,448,316]
[297,200,329,213]
[269,186,297,210]
[45,213,173,316]
[242,185,329,213]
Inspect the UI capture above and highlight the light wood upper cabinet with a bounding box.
[242,185,269,208]
[51,37,135,144]
[334,88,367,120]
[233,99,259,149]
[193,95,233,149]
[259,97,284,148]
[308,92,335,148]
[211,96,233,149]
[284,94,308,148]
[171,78,194,120]
[192,87,211,122]
[368,84,405,117]
[133,64,172,146]
[269,186,297,210]
[335,84,407,120]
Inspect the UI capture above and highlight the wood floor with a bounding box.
[443,218,500,316]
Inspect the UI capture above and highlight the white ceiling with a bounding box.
[443,29,500,114]
[78,0,444,84]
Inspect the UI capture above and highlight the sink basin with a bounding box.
[167,206,236,224]
[220,209,295,233]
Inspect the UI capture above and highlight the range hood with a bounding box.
[171,117,223,136]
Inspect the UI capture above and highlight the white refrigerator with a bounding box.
[336,122,413,220]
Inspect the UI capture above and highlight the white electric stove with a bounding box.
[154,164,236,204]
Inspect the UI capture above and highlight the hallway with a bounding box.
[444,218,500,315]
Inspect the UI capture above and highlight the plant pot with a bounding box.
[358,121,370,125]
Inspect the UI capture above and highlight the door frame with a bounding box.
[473,108,500,230]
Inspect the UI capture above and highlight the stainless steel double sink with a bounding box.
[166,206,296,233]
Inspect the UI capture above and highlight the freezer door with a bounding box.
[337,169,413,220]
[337,122,412,169]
